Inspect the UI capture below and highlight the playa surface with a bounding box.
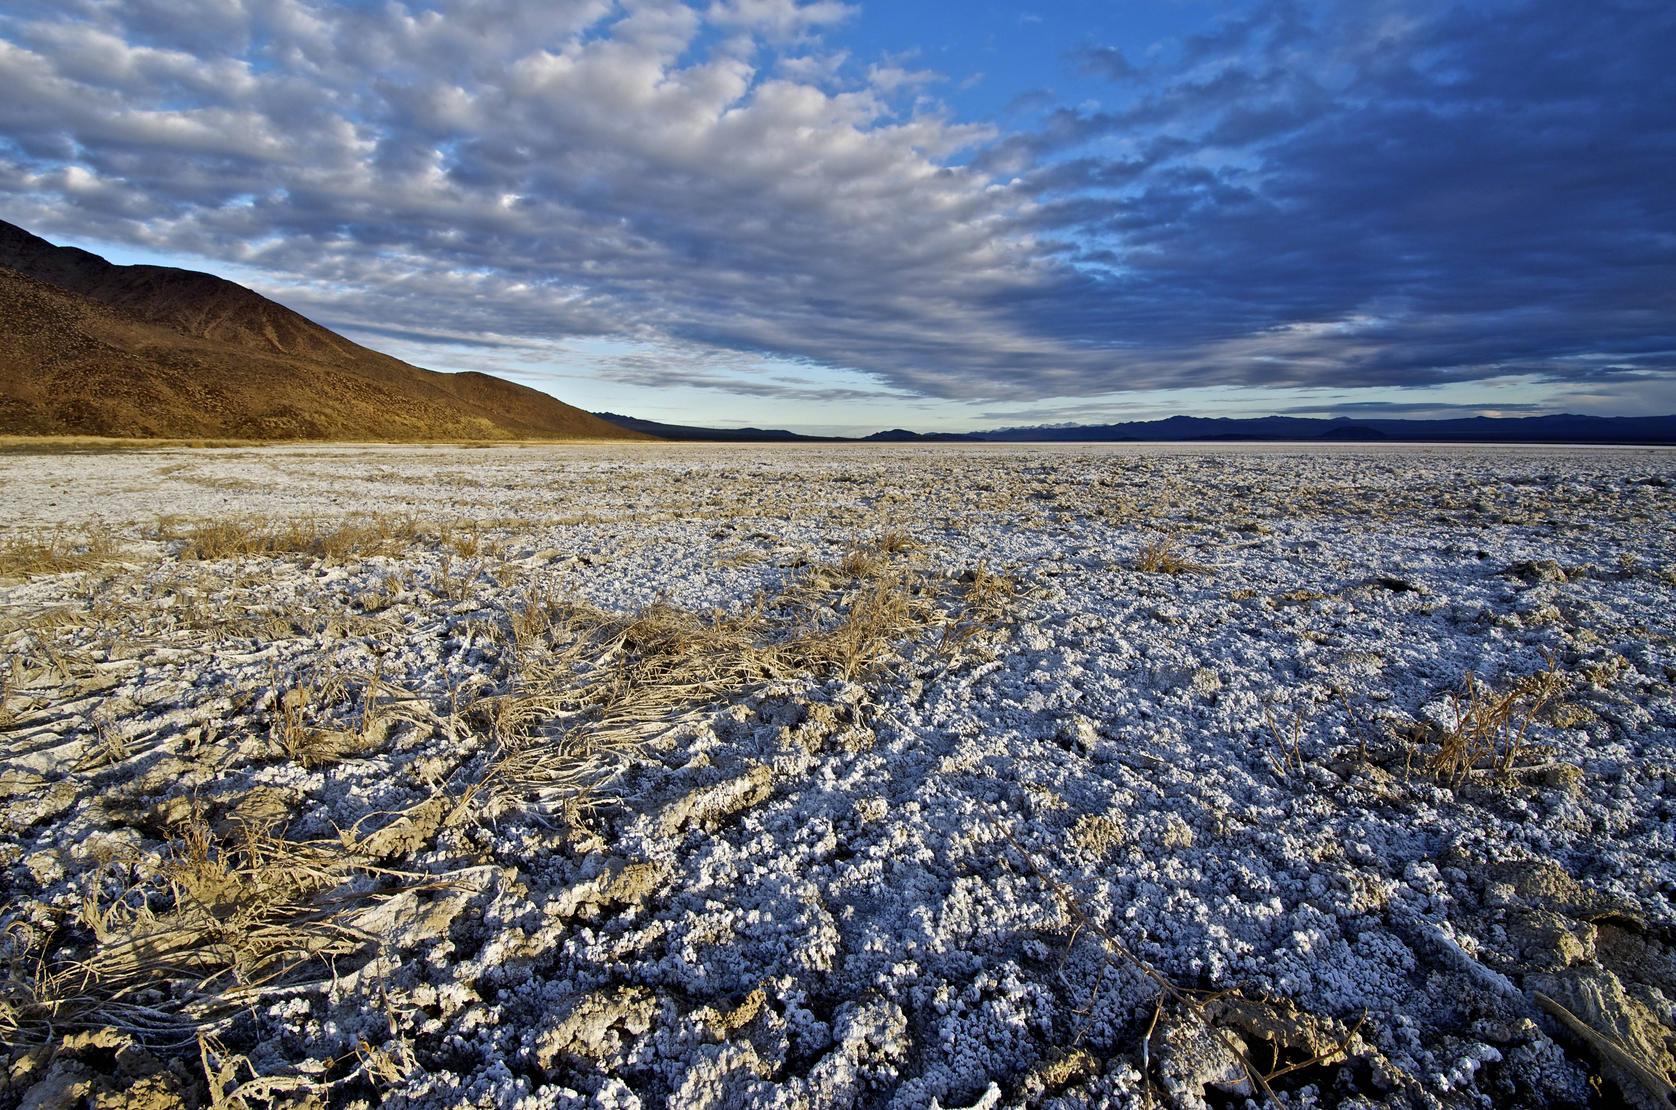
[3,443,1674,1109]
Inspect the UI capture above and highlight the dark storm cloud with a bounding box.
[993,0,1676,395]
[0,0,1671,404]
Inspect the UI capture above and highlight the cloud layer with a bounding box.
[1,0,1672,408]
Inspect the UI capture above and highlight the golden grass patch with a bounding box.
[0,526,121,580]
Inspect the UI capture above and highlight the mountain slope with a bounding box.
[0,220,645,441]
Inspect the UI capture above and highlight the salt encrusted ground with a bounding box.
[3,443,1675,1109]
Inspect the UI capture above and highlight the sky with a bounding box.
[1,0,1673,435]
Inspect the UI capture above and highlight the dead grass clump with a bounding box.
[269,666,399,769]
[0,817,438,1050]
[876,530,916,555]
[777,556,942,679]
[1264,706,1308,777]
[835,546,885,581]
[168,515,511,571]
[199,1034,321,1107]
[440,522,504,561]
[468,601,766,809]
[166,515,430,562]
[1426,658,1562,784]
[0,526,120,580]
[718,547,769,568]
[273,682,354,768]
[473,537,1011,812]
[1134,537,1210,576]
[960,560,1015,622]
[508,580,560,655]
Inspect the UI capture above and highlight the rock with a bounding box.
[1534,972,1676,1110]
[1506,559,1568,584]
[534,987,657,1066]
[1057,713,1100,752]
[1368,575,1425,593]
[1157,1012,1250,1108]
[658,763,774,835]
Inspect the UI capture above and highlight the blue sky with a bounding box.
[2,0,1673,434]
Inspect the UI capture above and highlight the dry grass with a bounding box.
[875,530,917,555]
[273,680,348,768]
[0,529,1016,1086]
[439,523,504,561]
[199,1033,322,1107]
[469,536,1012,814]
[1426,658,1563,784]
[265,656,410,769]
[0,525,120,579]
[0,816,441,1049]
[1264,705,1308,777]
[165,515,432,562]
[717,546,769,568]
[160,514,508,570]
[1133,537,1211,575]
[0,436,265,454]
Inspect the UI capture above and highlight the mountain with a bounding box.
[596,408,1676,446]
[0,219,645,441]
[588,415,985,443]
[979,413,1676,445]
[861,428,978,443]
[591,412,840,442]
[1315,424,1389,440]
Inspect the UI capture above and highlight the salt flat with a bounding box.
[3,443,1674,1109]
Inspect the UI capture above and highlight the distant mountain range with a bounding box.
[0,219,642,441]
[589,412,842,442]
[976,413,1676,444]
[593,411,1676,445]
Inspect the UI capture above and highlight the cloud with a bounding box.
[0,0,1073,400]
[987,0,1676,395]
[0,0,1672,410]
[867,59,939,95]
[603,352,904,403]
[1070,44,1134,82]
[1278,400,1549,417]
[706,0,856,40]
[776,49,848,84]
[999,88,1055,117]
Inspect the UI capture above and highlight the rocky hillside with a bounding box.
[0,219,646,441]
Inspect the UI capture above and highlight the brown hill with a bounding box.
[0,219,648,441]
